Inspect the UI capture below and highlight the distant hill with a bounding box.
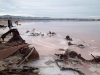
[0,15,34,19]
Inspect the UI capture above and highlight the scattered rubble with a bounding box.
[0,29,39,72]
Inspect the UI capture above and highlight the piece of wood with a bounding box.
[18,48,34,66]
[55,59,85,75]
[0,44,29,59]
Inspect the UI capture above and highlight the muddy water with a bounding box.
[13,21,100,75]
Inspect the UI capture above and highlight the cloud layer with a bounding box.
[0,0,100,18]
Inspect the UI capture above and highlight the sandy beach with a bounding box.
[0,20,100,75]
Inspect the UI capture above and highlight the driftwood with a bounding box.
[0,44,29,59]
[61,67,85,75]
[0,66,39,75]
[87,54,100,63]
[68,42,75,46]
[66,35,72,41]
[0,28,40,71]
[1,29,25,43]
[68,42,85,49]
[18,47,34,66]
[0,29,39,64]
[55,60,85,75]
[47,31,56,36]
[0,25,7,28]
[55,50,100,64]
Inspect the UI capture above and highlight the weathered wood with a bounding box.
[55,59,85,75]
[1,29,25,43]
[18,48,34,66]
[61,67,85,75]
[0,44,29,59]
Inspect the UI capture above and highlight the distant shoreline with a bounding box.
[0,18,100,21]
[0,15,100,21]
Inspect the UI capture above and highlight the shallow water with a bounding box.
[17,21,100,75]
[16,21,100,58]
[1,20,100,75]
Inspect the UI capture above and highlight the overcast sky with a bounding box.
[0,0,100,18]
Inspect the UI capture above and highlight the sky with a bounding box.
[0,0,100,18]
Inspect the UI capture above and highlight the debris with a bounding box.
[65,35,72,41]
[61,67,85,75]
[26,30,30,33]
[47,31,56,36]
[68,42,75,46]
[14,21,18,25]
[0,66,39,75]
[55,48,100,67]
[90,54,100,63]
[77,44,85,48]
[1,29,25,43]
[0,29,39,70]
[0,25,7,28]
[45,60,54,65]
[68,42,90,49]
[58,48,65,51]
[18,47,39,66]
[0,44,29,59]
[55,59,85,75]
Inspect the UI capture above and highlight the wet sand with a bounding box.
[0,20,100,75]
